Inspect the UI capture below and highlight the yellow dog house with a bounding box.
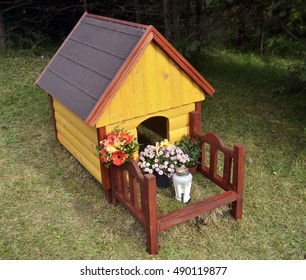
[36,13,215,201]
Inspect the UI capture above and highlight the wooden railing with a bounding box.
[195,132,245,219]
[110,132,245,254]
[110,161,158,254]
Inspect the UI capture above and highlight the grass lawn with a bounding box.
[0,49,305,260]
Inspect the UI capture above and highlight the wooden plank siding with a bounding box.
[96,42,205,128]
[105,103,195,143]
[53,98,102,183]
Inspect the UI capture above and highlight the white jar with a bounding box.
[173,167,193,204]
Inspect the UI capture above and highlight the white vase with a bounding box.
[173,168,193,204]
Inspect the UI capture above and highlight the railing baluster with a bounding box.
[223,154,232,187]
[130,176,138,208]
[121,169,129,199]
[209,146,217,177]
[201,142,206,171]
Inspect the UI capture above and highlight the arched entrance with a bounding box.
[137,116,169,148]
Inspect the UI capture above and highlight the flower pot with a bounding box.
[188,165,198,175]
[153,171,171,188]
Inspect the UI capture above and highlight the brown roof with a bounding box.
[36,12,215,125]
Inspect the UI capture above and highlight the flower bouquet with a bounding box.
[97,128,139,167]
[138,139,190,182]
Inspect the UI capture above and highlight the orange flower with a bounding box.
[119,131,133,144]
[111,151,128,166]
[106,131,118,144]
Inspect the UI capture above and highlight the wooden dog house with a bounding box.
[36,12,215,200]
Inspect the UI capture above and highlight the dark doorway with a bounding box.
[137,116,169,149]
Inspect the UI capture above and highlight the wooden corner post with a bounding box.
[232,144,246,220]
[189,102,202,137]
[97,127,112,203]
[143,174,158,255]
[48,94,59,142]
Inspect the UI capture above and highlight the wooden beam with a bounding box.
[189,110,201,137]
[157,191,237,232]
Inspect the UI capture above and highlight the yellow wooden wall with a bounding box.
[96,42,205,129]
[53,98,102,183]
[105,103,195,143]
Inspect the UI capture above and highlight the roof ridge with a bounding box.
[85,12,149,30]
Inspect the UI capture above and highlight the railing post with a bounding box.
[189,108,201,137]
[110,165,119,206]
[232,144,245,220]
[143,174,158,254]
[97,127,112,203]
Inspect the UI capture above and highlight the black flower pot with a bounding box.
[153,171,171,188]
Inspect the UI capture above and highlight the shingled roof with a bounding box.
[36,12,215,125]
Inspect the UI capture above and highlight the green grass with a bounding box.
[0,49,305,260]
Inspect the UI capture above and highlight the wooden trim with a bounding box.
[48,94,59,141]
[195,101,202,113]
[196,132,234,156]
[97,126,112,203]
